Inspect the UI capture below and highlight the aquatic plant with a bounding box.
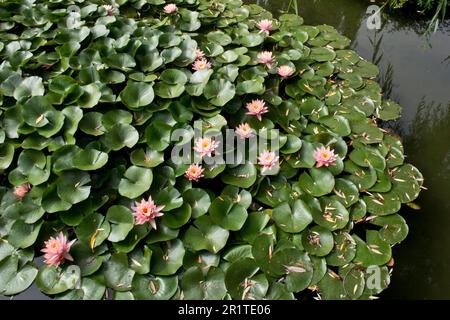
[0,0,423,300]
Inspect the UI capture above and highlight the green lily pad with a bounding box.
[150,239,185,276]
[272,200,313,233]
[118,166,153,199]
[36,265,81,295]
[209,195,248,231]
[370,214,409,245]
[183,215,229,253]
[131,275,177,300]
[299,167,335,197]
[106,206,135,242]
[120,82,154,110]
[353,230,392,267]
[221,162,257,188]
[104,253,135,292]
[302,226,334,257]
[181,266,227,300]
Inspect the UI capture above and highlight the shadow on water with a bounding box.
[249,0,450,299]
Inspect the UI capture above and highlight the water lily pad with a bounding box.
[353,230,392,267]
[120,82,154,110]
[272,200,313,233]
[103,123,139,151]
[104,253,135,291]
[131,274,177,300]
[221,162,257,188]
[150,239,185,276]
[181,266,227,300]
[299,167,335,197]
[36,265,81,295]
[118,166,153,199]
[370,214,409,245]
[183,215,229,253]
[106,206,134,242]
[203,79,236,107]
[302,226,334,257]
[209,195,248,231]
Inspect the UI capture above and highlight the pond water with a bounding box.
[248,0,450,299]
[2,0,449,300]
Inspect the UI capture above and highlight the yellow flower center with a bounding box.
[202,141,210,148]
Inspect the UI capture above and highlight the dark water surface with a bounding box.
[3,0,450,300]
[249,0,450,299]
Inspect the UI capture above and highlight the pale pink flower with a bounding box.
[41,232,76,267]
[314,146,338,168]
[256,19,273,34]
[163,3,177,14]
[277,65,294,78]
[193,137,220,157]
[258,150,279,171]
[131,196,164,229]
[235,123,254,139]
[245,99,268,121]
[257,51,275,67]
[103,4,116,16]
[13,183,31,199]
[185,164,205,182]
[192,58,211,71]
[195,48,205,59]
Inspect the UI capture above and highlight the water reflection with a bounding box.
[248,0,450,299]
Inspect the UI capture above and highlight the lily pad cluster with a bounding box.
[0,0,423,300]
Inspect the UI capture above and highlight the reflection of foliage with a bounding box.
[405,99,450,178]
[387,0,448,32]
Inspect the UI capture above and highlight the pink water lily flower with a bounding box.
[256,19,273,34]
[235,123,254,139]
[185,164,205,182]
[314,146,338,168]
[102,4,116,16]
[41,232,76,267]
[195,48,205,59]
[277,65,294,78]
[193,137,220,157]
[131,196,165,229]
[245,99,268,121]
[14,183,31,199]
[257,51,275,67]
[258,150,279,171]
[192,58,211,71]
[163,3,177,14]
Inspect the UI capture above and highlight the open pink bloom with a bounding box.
[41,232,76,267]
[257,51,275,67]
[256,19,273,34]
[314,146,337,168]
[277,65,294,78]
[163,3,177,14]
[185,164,205,182]
[103,4,115,16]
[258,150,279,171]
[246,99,268,121]
[131,196,164,229]
[13,183,31,199]
[195,48,205,59]
[192,58,211,71]
[235,123,254,139]
[193,137,220,157]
